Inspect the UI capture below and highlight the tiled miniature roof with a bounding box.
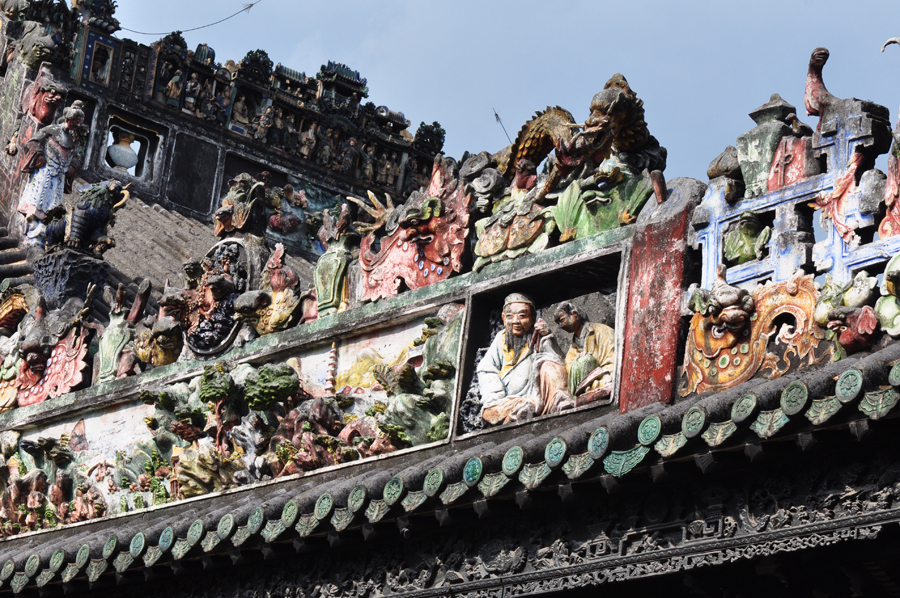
[2,338,899,593]
[104,193,315,296]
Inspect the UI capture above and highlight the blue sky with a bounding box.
[113,1,900,180]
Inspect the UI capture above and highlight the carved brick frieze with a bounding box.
[85,440,900,598]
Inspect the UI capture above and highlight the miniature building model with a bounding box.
[0,4,900,597]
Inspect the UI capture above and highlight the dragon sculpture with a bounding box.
[469,73,667,270]
[346,155,472,302]
[44,179,129,254]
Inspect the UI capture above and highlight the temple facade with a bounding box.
[0,3,898,597]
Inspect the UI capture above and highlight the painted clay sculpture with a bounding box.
[4,67,65,156]
[876,252,900,336]
[352,155,471,301]
[553,302,615,404]
[14,289,94,407]
[314,203,352,315]
[16,104,85,246]
[814,271,879,357]
[214,172,268,237]
[879,40,900,238]
[681,269,832,395]
[44,179,129,255]
[723,211,771,266]
[476,294,574,425]
[235,243,310,334]
[93,280,151,384]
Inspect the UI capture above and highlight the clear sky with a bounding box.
[113,0,900,181]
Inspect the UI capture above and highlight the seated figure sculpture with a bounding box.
[553,302,615,399]
[477,294,575,425]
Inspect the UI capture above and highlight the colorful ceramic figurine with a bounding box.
[351,155,471,302]
[476,294,574,425]
[553,302,615,402]
[16,104,85,246]
[314,203,352,315]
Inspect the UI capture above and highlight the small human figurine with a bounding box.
[476,294,575,425]
[360,144,375,183]
[553,302,615,395]
[328,129,341,170]
[232,94,251,126]
[315,127,334,166]
[254,106,273,141]
[375,152,389,185]
[215,90,231,125]
[299,122,317,159]
[392,152,402,186]
[166,70,183,108]
[155,62,173,103]
[385,152,399,186]
[284,113,298,152]
[90,46,111,84]
[17,103,85,245]
[199,80,217,120]
[268,107,285,147]
[339,137,360,175]
[183,72,201,113]
[169,455,182,500]
[403,157,420,196]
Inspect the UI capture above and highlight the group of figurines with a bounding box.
[465,294,616,431]
[0,62,674,422]
[148,35,436,194]
[6,38,900,536]
[0,299,466,535]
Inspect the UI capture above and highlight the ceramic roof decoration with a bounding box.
[1,7,900,595]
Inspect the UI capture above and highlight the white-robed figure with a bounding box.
[17,103,84,245]
[477,293,575,425]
